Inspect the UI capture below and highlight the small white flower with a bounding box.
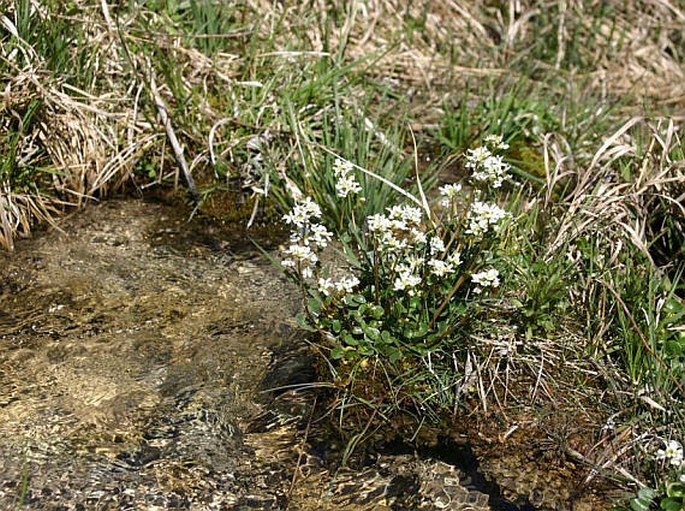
[283,209,308,228]
[447,251,462,266]
[302,266,313,279]
[335,276,360,294]
[308,223,333,249]
[465,201,509,236]
[386,205,405,220]
[283,197,322,228]
[465,146,492,169]
[403,206,423,226]
[285,244,318,266]
[393,271,422,294]
[335,173,362,198]
[367,213,392,233]
[389,219,408,231]
[380,232,407,252]
[439,183,463,207]
[410,228,427,245]
[439,183,463,199]
[397,260,422,275]
[656,440,684,467]
[318,277,334,296]
[429,236,446,255]
[300,197,322,218]
[395,263,411,274]
[386,205,422,226]
[332,159,362,198]
[405,255,425,271]
[680,473,685,483]
[471,154,511,188]
[286,243,313,259]
[333,158,354,178]
[281,258,295,268]
[471,268,500,294]
[395,254,425,274]
[428,259,454,277]
[484,155,508,171]
[484,134,509,150]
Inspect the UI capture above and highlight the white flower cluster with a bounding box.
[483,134,510,150]
[333,159,362,198]
[367,204,424,254]
[427,258,454,277]
[282,244,317,268]
[369,218,417,292]
[282,196,359,295]
[393,266,423,295]
[464,146,491,168]
[387,204,423,225]
[470,268,500,294]
[306,223,334,249]
[656,439,684,467]
[283,197,322,228]
[318,276,360,296]
[439,183,463,208]
[366,205,463,295]
[430,236,446,255]
[465,135,511,189]
[465,201,509,236]
[281,197,332,279]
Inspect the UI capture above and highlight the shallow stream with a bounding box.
[0,198,304,509]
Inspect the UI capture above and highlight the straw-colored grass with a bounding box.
[2,1,684,249]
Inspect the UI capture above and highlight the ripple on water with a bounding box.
[0,199,299,509]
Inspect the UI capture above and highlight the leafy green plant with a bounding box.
[618,477,685,511]
[278,136,514,423]
[622,487,658,511]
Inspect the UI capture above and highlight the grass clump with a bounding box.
[277,114,685,506]
[502,120,685,506]
[276,135,515,444]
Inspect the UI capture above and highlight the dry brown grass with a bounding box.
[241,1,685,106]
[543,119,683,251]
[1,0,684,251]
[0,4,153,248]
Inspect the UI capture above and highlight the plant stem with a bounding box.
[430,274,467,328]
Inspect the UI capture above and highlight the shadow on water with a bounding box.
[384,439,540,511]
[256,342,544,511]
